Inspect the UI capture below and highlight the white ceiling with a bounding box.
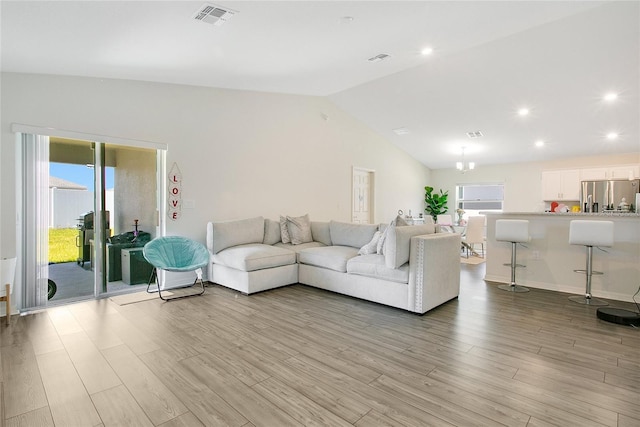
[2,1,638,169]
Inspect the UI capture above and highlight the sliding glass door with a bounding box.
[48,139,106,302]
[18,130,165,310]
[100,143,160,295]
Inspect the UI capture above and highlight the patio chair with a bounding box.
[143,236,209,301]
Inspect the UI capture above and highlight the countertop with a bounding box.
[481,211,640,217]
[482,211,640,302]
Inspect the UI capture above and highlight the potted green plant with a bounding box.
[424,186,449,222]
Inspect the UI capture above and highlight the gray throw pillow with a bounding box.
[384,223,436,269]
[329,221,378,248]
[395,215,409,226]
[287,214,313,245]
[377,218,407,255]
[280,215,291,244]
[311,221,332,245]
[211,216,265,254]
[263,218,281,245]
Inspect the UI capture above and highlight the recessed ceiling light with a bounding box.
[340,16,354,24]
[606,132,619,140]
[535,140,545,147]
[603,92,618,102]
[421,47,434,55]
[518,108,530,116]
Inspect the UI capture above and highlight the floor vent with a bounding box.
[193,3,236,26]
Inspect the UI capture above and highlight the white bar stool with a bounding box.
[495,219,530,293]
[568,220,612,306]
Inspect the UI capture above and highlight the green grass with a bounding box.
[49,228,78,263]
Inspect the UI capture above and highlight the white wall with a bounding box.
[431,152,640,213]
[113,147,157,238]
[0,72,431,258]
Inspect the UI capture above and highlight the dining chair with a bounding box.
[436,214,454,233]
[462,216,485,257]
[436,214,453,225]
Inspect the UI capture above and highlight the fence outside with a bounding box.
[50,188,114,228]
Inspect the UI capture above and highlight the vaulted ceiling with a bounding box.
[2,1,638,169]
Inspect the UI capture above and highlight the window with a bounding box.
[456,184,504,217]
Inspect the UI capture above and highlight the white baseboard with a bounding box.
[483,274,634,302]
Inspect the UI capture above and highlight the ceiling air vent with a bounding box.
[193,3,236,26]
[368,53,390,63]
[466,131,483,139]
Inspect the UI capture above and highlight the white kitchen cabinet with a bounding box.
[609,165,639,180]
[579,167,607,181]
[541,169,580,201]
[580,165,640,180]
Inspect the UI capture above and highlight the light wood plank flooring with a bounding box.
[1,263,638,426]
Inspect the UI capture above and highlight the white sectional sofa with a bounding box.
[206,216,460,314]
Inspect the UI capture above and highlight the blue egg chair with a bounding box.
[143,236,210,301]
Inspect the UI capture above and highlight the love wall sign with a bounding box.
[168,163,182,221]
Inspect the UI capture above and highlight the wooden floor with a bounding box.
[1,263,639,427]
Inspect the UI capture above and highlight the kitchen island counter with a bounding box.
[482,212,639,302]
[487,211,639,217]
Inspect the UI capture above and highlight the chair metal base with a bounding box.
[569,245,608,307]
[464,242,484,258]
[568,295,608,306]
[146,268,206,301]
[503,263,525,268]
[573,269,603,275]
[497,242,529,293]
[498,283,530,293]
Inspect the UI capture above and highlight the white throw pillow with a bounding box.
[279,215,291,244]
[377,223,392,255]
[358,231,381,255]
[287,214,313,245]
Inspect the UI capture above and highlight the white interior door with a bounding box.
[352,168,374,224]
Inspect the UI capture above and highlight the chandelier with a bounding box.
[456,146,475,173]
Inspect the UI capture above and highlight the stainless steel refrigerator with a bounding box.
[580,179,640,212]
